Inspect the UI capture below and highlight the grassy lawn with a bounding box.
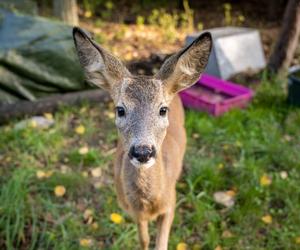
[0,76,300,250]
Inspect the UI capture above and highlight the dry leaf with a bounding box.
[213,191,235,208]
[54,185,66,197]
[261,214,272,224]
[79,146,89,155]
[260,174,272,186]
[75,125,85,135]
[91,167,102,178]
[176,242,188,250]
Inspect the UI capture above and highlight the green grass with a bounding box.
[0,76,300,250]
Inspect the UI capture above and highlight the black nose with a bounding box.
[129,145,156,163]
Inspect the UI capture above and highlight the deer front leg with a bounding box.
[154,208,175,250]
[138,220,150,250]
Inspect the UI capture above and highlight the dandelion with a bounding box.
[177,242,188,250]
[79,238,92,247]
[79,146,89,155]
[54,185,66,197]
[260,174,272,186]
[261,214,272,224]
[75,125,85,135]
[110,213,123,224]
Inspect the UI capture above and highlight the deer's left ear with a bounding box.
[155,32,212,95]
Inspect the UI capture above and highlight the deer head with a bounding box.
[73,27,212,168]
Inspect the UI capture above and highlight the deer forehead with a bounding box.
[117,77,166,107]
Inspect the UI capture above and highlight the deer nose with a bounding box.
[129,145,156,163]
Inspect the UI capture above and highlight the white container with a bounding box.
[186,27,266,79]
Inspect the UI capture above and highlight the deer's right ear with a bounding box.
[73,27,130,93]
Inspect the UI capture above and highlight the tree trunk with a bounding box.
[0,90,110,124]
[268,0,300,73]
[53,0,79,26]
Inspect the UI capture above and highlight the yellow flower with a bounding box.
[44,113,53,120]
[54,185,66,197]
[79,146,89,155]
[75,125,85,135]
[110,213,123,224]
[260,174,272,186]
[295,236,300,244]
[177,242,188,250]
[79,238,92,247]
[261,214,272,224]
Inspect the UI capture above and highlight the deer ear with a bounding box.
[73,27,130,93]
[155,32,212,95]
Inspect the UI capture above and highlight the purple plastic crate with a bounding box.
[179,73,254,116]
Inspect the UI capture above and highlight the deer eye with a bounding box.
[159,107,168,117]
[116,106,125,117]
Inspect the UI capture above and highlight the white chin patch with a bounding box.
[130,158,156,169]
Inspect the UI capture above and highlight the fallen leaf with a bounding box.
[91,222,99,230]
[79,146,89,155]
[260,174,272,186]
[176,242,188,250]
[110,213,123,224]
[222,230,234,238]
[280,171,288,179]
[84,209,93,221]
[54,185,66,197]
[261,214,272,224]
[79,238,92,247]
[91,167,102,178]
[75,125,85,135]
[36,170,46,179]
[43,113,53,120]
[218,163,224,170]
[213,191,235,208]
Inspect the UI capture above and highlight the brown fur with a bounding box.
[73,27,212,250]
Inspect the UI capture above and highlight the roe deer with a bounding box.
[73,27,212,250]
